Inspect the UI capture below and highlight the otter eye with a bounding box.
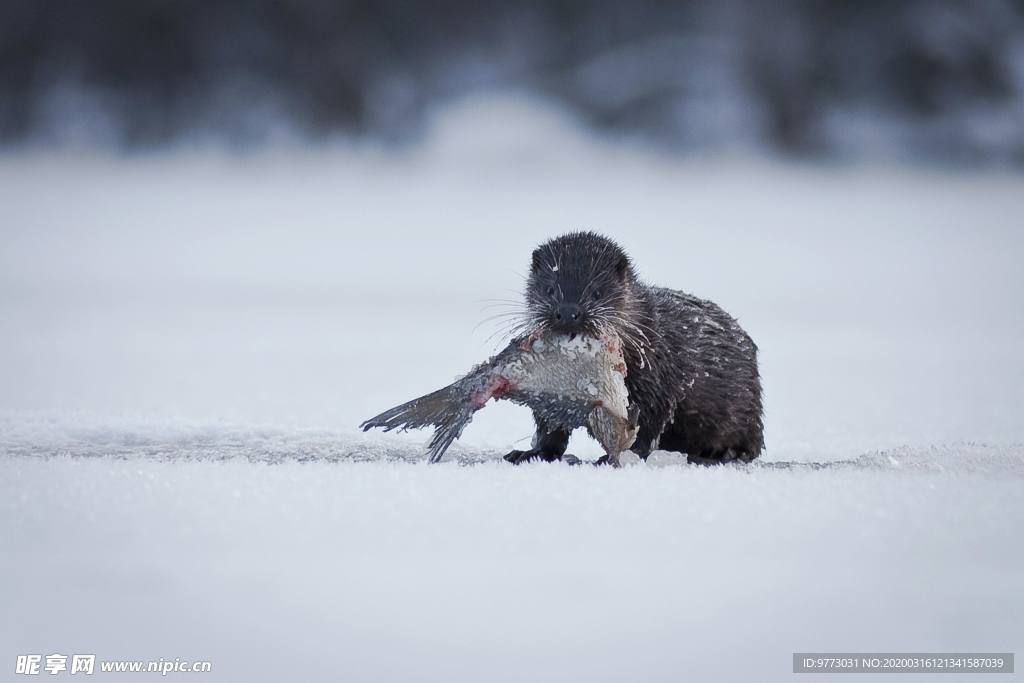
[592,291,601,300]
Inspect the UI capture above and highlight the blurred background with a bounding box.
[1,0,1023,460]
[2,0,1024,162]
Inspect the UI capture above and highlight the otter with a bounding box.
[504,231,763,465]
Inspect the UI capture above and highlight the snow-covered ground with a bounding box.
[2,96,1022,680]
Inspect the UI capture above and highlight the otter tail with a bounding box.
[360,385,476,464]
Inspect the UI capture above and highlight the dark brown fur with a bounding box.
[506,231,764,465]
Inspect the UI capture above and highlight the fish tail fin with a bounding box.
[360,385,463,432]
[361,385,475,464]
[425,416,467,464]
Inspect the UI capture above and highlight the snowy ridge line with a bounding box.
[752,443,1024,477]
[1,431,1021,475]
[0,412,504,464]
[0,434,501,466]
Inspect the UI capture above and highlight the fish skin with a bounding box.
[360,328,638,465]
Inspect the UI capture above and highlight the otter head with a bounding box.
[526,232,637,337]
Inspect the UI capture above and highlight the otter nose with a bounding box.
[555,303,580,323]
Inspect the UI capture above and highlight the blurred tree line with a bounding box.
[1,0,1022,161]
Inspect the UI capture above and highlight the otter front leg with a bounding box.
[504,415,578,465]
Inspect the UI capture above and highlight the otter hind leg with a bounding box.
[657,432,759,466]
[686,448,757,466]
[657,405,760,466]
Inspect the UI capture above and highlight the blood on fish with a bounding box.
[492,375,510,398]
[470,375,510,408]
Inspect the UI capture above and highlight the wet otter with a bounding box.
[505,231,763,465]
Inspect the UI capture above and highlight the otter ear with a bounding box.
[531,249,543,273]
[615,256,630,278]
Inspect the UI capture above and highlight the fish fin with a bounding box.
[425,413,471,464]
[361,384,477,464]
[360,385,464,433]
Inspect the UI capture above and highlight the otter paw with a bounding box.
[687,448,754,465]
[503,450,531,464]
[503,450,580,465]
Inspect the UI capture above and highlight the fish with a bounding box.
[360,327,639,465]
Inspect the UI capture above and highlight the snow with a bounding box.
[1,95,1023,680]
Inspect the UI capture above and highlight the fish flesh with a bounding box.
[360,327,639,465]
